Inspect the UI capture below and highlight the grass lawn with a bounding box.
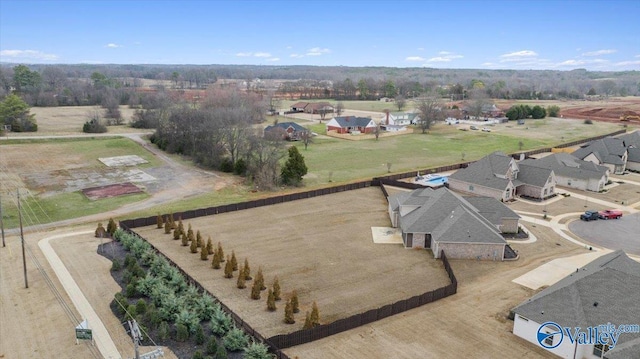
[279,99,401,113]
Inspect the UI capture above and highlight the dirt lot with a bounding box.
[284,224,587,358]
[135,187,451,338]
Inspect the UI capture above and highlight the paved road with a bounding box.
[569,213,640,256]
[39,231,122,359]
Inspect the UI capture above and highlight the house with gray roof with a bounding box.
[572,138,628,174]
[326,116,377,134]
[512,250,640,359]
[264,122,309,141]
[617,130,640,172]
[520,153,610,192]
[380,111,420,126]
[387,187,519,260]
[448,151,556,201]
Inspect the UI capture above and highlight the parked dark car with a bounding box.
[580,210,600,221]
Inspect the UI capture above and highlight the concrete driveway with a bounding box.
[568,213,640,256]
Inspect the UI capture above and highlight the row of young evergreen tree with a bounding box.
[157,213,321,329]
[110,227,273,359]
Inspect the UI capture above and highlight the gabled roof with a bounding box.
[628,147,640,163]
[616,130,640,148]
[291,101,308,109]
[463,196,520,226]
[517,163,554,187]
[513,251,640,348]
[520,153,608,181]
[329,116,375,128]
[305,102,333,111]
[389,188,507,244]
[572,138,627,165]
[264,122,308,133]
[449,151,514,190]
[605,337,640,359]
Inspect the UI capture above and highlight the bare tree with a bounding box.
[466,89,490,119]
[416,97,445,134]
[318,108,328,123]
[395,95,406,111]
[300,130,313,150]
[373,123,381,141]
[335,102,345,116]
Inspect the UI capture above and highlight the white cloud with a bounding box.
[290,53,304,58]
[614,60,640,66]
[500,50,538,60]
[582,49,616,56]
[438,51,452,55]
[0,49,59,61]
[105,43,121,48]
[427,57,452,63]
[406,56,425,62]
[254,52,271,58]
[635,54,640,58]
[267,57,280,62]
[426,52,463,63]
[306,47,331,56]
[555,58,610,68]
[417,47,424,51]
[236,52,253,57]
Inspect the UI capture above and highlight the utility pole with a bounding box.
[0,192,5,247]
[128,320,141,359]
[18,190,28,288]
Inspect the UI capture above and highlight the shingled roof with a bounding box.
[520,153,608,181]
[389,187,507,244]
[449,151,514,190]
[331,116,375,128]
[513,251,640,349]
[463,196,520,226]
[616,130,640,148]
[572,138,627,165]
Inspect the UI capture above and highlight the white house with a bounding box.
[512,250,640,359]
[519,153,609,192]
[572,138,628,175]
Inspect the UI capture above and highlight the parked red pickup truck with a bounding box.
[598,209,623,219]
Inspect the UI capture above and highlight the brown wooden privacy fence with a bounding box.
[267,250,457,349]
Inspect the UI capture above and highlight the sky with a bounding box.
[1,0,639,71]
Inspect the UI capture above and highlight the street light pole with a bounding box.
[17,190,28,288]
[0,192,5,247]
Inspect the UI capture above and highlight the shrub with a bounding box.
[206,237,214,255]
[547,105,560,117]
[290,291,299,313]
[215,346,228,359]
[255,268,266,291]
[284,300,295,324]
[237,266,246,289]
[217,243,225,262]
[194,324,205,345]
[111,259,122,272]
[196,294,216,321]
[125,304,137,321]
[95,222,107,238]
[206,336,219,355]
[175,323,189,342]
[112,293,127,317]
[125,283,138,298]
[210,306,232,336]
[310,301,320,327]
[182,232,189,246]
[222,327,249,352]
[83,118,107,133]
[156,214,163,229]
[584,119,593,124]
[135,299,147,315]
[220,158,234,173]
[234,158,247,175]
[196,230,203,248]
[251,280,261,300]
[158,321,170,341]
[243,342,274,359]
[230,251,238,271]
[303,311,312,330]
[164,218,171,234]
[192,350,204,359]
[107,218,118,236]
[272,277,281,301]
[190,236,198,253]
[243,258,252,280]
[173,228,181,240]
[200,245,209,260]
[212,252,221,269]
[224,256,234,279]
[267,289,276,312]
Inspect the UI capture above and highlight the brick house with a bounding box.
[326,116,377,134]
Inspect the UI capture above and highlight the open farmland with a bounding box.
[134,187,451,338]
[22,106,145,136]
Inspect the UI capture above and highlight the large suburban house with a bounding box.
[380,111,420,126]
[387,187,520,260]
[520,153,610,192]
[448,152,557,201]
[617,131,640,172]
[290,101,334,114]
[512,250,640,359]
[572,138,628,175]
[326,116,377,134]
[264,122,309,141]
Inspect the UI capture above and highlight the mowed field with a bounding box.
[135,187,452,338]
[23,105,144,136]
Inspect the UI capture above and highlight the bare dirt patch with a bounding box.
[82,182,143,200]
[135,187,451,338]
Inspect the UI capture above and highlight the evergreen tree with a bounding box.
[205,336,218,355]
[173,228,181,240]
[251,280,261,300]
[194,324,205,345]
[272,276,281,301]
[243,258,252,280]
[303,311,312,330]
[255,267,266,291]
[187,223,194,241]
[310,301,320,327]
[284,300,295,324]
[164,219,171,234]
[291,290,299,313]
[95,222,106,238]
[224,256,233,278]
[211,251,221,269]
[200,245,209,260]
[175,323,189,342]
[267,289,276,311]
[206,236,213,255]
[190,235,198,253]
[281,146,308,186]
[159,321,170,340]
[236,266,246,289]
[196,230,203,247]
[169,213,176,229]
[107,218,117,236]
[217,242,225,262]
[215,346,228,359]
[230,251,238,271]
[181,232,189,246]
[156,214,163,229]
[177,219,184,236]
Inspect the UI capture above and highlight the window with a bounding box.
[469,185,474,191]
[544,334,554,346]
[593,343,610,357]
